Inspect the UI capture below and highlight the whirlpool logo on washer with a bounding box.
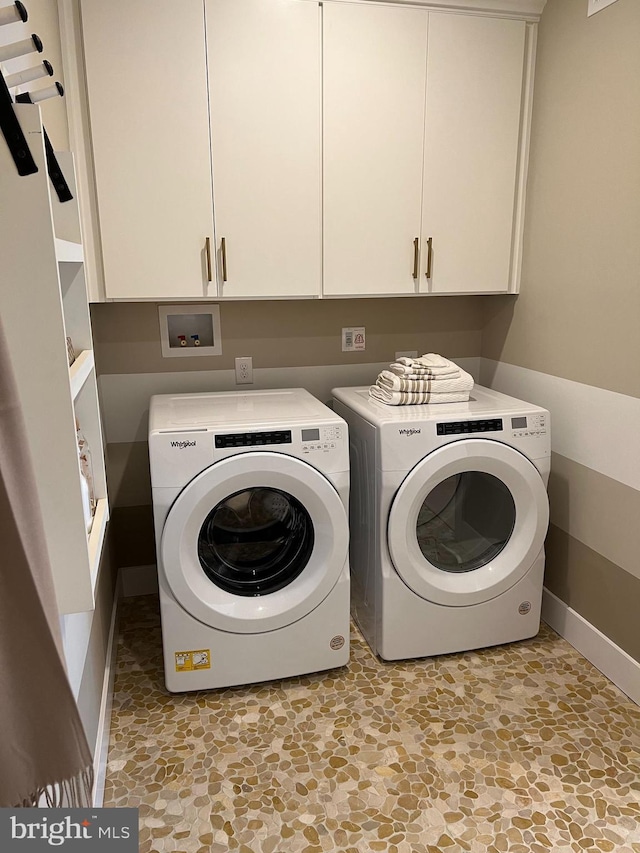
[398,428,421,437]
[170,440,197,449]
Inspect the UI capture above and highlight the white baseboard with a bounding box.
[92,577,120,807]
[120,564,158,597]
[542,588,640,706]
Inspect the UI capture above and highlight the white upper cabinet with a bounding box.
[420,13,527,294]
[206,0,321,298]
[81,0,215,300]
[322,3,532,297]
[323,3,428,296]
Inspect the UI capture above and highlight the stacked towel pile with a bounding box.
[369,354,474,406]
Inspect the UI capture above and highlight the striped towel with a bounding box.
[369,385,471,406]
[377,369,474,395]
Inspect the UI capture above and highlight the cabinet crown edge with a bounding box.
[329,0,546,23]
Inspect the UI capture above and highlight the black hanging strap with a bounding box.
[0,71,38,176]
[14,91,72,202]
[42,126,72,202]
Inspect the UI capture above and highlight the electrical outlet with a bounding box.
[235,356,253,384]
[395,350,418,360]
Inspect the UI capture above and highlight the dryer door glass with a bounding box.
[198,487,315,596]
[416,472,515,573]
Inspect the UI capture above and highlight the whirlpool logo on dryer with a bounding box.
[398,428,421,437]
[170,440,197,449]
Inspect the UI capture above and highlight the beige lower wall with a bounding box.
[545,524,640,663]
[546,452,640,664]
[548,453,640,581]
[481,351,640,665]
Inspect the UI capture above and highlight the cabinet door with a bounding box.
[81,0,215,299]
[206,0,321,298]
[323,2,428,296]
[420,14,526,294]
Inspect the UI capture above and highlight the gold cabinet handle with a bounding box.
[425,236,433,279]
[205,236,212,282]
[221,236,228,282]
[412,237,419,280]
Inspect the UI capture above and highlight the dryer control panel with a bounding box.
[510,413,548,438]
[437,418,503,436]
[302,424,343,454]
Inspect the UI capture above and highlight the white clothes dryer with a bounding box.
[332,385,550,660]
[149,389,350,692]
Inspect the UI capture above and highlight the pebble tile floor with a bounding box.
[104,595,640,853]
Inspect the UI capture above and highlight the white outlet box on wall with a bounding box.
[587,0,620,16]
[159,304,222,358]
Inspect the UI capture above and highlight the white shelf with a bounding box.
[1,108,108,614]
[69,349,95,400]
[88,498,109,593]
[55,237,84,263]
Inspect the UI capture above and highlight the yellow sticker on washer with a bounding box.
[174,649,211,672]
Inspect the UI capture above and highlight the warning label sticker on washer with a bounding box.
[175,649,211,672]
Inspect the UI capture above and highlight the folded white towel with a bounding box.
[393,352,458,376]
[369,385,471,406]
[389,363,459,378]
[377,368,474,394]
[389,354,460,378]
[412,353,450,367]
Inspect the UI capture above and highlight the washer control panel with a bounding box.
[511,413,547,438]
[211,422,347,468]
[302,424,343,454]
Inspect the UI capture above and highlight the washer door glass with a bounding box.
[198,487,314,596]
[417,472,516,573]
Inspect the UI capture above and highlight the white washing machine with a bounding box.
[332,385,550,660]
[149,388,350,692]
